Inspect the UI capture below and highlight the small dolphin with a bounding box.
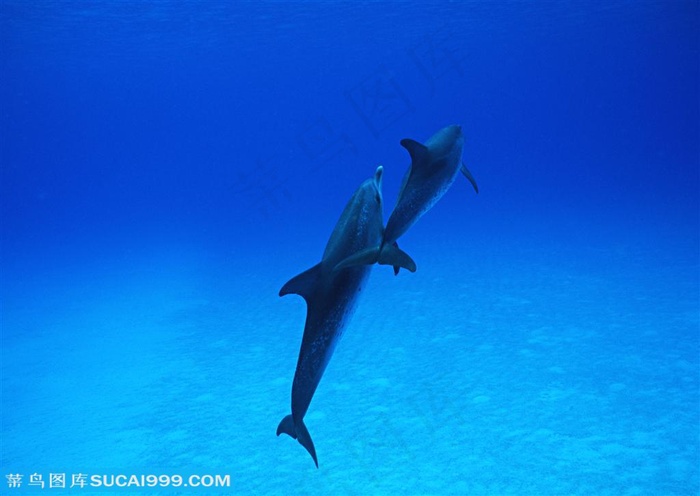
[277,166,414,467]
[385,124,479,243]
[334,125,478,273]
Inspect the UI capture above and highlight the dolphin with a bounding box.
[277,166,415,467]
[334,125,478,272]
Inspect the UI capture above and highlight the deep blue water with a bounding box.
[1,1,699,495]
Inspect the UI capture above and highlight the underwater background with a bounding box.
[1,1,698,494]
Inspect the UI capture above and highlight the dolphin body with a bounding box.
[277,166,414,467]
[334,125,478,273]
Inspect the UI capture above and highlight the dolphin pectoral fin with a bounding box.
[333,244,416,274]
[388,241,412,275]
[392,244,400,275]
[332,247,381,273]
[277,414,318,467]
[279,263,322,302]
[379,242,417,273]
[400,138,430,165]
[461,162,479,194]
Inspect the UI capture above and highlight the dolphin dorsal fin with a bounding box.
[400,138,430,165]
[279,263,322,302]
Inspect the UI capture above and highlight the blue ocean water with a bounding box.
[1,1,698,494]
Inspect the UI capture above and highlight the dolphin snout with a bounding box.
[373,165,383,195]
[445,124,462,137]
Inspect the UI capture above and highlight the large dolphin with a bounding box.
[277,166,414,467]
[334,125,478,272]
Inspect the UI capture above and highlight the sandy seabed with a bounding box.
[2,223,698,495]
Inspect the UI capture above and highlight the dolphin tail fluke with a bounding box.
[461,162,479,194]
[295,418,319,468]
[276,414,295,437]
[276,414,318,468]
[379,241,416,274]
